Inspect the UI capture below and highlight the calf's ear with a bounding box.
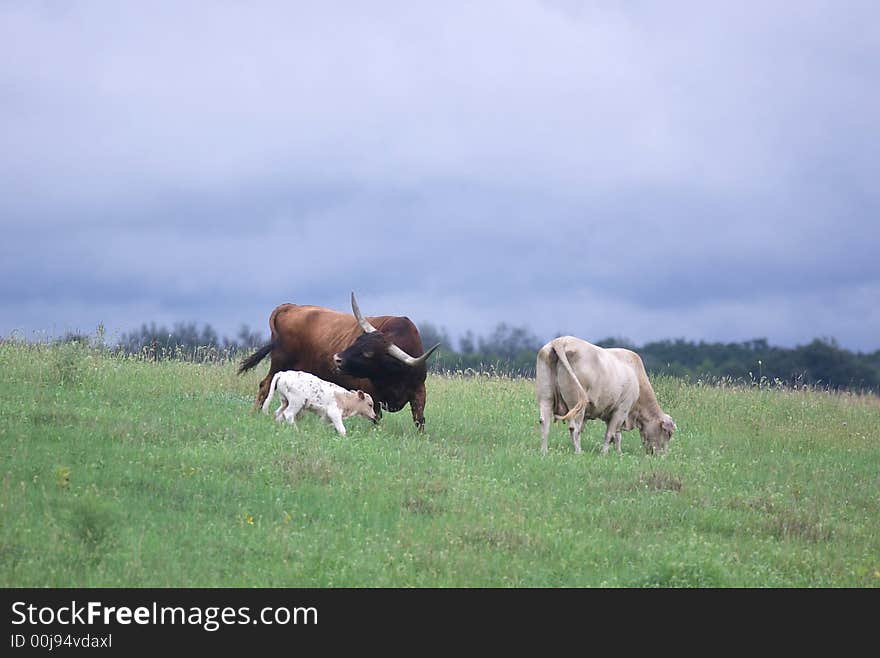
[357,390,365,399]
[661,415,676,433]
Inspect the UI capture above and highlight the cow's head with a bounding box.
[639,413,676,455]
[332,292,440,380]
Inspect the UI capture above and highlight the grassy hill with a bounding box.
[1,340,878,586]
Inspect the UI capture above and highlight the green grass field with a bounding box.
[1,340,878,587]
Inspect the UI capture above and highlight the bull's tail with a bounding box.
[238,341,275,374]
[553,340,589,422]
[261,371,283,413]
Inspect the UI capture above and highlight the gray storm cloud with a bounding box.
[1,1,878,349]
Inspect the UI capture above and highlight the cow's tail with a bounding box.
[553,340,588,422]
[238,341,275,375]
[261,371,283,413]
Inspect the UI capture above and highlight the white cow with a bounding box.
[536,336,676,455]
[261,370,377,436]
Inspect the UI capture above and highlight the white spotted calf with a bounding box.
[261,370,377,436]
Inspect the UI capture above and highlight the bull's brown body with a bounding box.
[239,301,433,429]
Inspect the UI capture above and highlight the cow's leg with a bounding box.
[410,383,427,432]
[536,347,563,454]
[602,411,628,455]
[538,398,554,455]
[601,429,613,454]
[568,414,585,454]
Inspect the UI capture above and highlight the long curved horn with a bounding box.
[351,291,441,368]
[387,342,442,367]
[351,292,378,334]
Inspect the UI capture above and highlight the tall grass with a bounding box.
[1,339,878,587]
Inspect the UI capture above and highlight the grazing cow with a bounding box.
[238,293,440,430]
[262,370,377,436]
[536,336,676,455]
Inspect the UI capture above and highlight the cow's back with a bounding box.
[606,347,662,414]
[272,304,419,352]
[544,337,640,420]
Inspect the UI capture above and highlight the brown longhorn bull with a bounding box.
[238,293,440,430]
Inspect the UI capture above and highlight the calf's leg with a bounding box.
[273,395,289,422]
[281,392,307,426]
[325,407,347,436]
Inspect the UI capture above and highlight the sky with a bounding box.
[2,1,879,351]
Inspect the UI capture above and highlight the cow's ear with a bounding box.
[661,416,676,433]
[357,390,365,399]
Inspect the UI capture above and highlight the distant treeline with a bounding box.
[99,321,880,392]
[116,322,265,356]
[418,323,880,393]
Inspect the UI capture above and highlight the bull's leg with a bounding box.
[410,383,427,432]
[613,431,623,454]
[538,398,554,455]
[256,372,274,410]
[256,354,292,410]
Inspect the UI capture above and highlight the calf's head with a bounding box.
[339,389,378,423]
[640,413,676,455]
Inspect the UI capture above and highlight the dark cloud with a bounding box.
[1,2,878,350]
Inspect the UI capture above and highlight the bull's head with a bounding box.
[332,293,441,378]
[640,414,676,455]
